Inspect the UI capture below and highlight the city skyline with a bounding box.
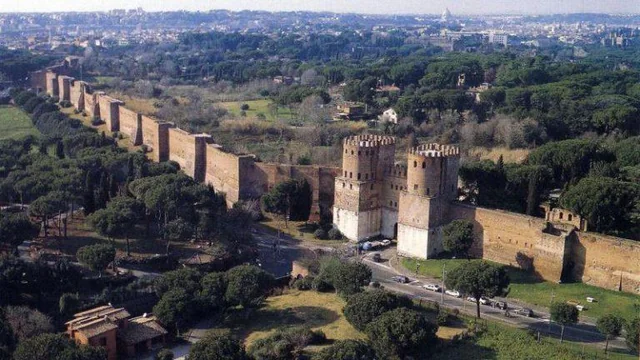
[1,0,639,15]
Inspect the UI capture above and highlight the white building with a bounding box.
[488,32,509,47]
[380,108,398,123]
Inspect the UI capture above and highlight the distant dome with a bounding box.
[441,8,452,22]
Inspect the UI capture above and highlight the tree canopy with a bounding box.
[365,308,438,360]
[445,261,509,318]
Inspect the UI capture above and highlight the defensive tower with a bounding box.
[398,144,460,258]
[333,135,396,241]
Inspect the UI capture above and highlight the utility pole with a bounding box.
[548,290,555,334]
[441,263,446,304]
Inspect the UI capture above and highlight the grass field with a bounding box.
[258,215,346,247]
[217,99,295,121]
[0,106,40,140]
[402,258,640,320]
[226,290,465,352]
[433,321,635,360]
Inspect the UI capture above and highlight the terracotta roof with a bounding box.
[69,317,118,339]
[117,316,168,345]
[71,305,130,322]
[66,305,130,339]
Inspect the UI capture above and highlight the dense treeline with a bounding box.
[459,137,640,239]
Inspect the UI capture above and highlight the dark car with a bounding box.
[515,308,534,317]
[372,253,382,262]
[391,275,410,283]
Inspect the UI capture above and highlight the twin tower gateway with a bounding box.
[333,135,460,259]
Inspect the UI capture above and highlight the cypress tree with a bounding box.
[127,156,135,181]
[83,172,96,215]
[96,171,109,210]
[38,142,47,155]
[109,174,119,199]
[55,140,65,159]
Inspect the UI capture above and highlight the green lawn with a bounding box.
[0,106,40,140]
[402,258,640,320]
[433,321,635,360]
[217,99,295,121]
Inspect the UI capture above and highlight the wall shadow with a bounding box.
[562,231,585,283]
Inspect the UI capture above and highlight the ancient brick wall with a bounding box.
[205,144,244,205]
[167,128,210,182]
[140,116,172,162]
[45,71,58,96]
[69,80,85,111]
[57,76,71,102]
[30,70,47,93]
[448,203,567,282]
[83,90,99,118]
[119,107,142,145]
[568,232,640,293]
[97,95,122,132]
[250,163,338,221]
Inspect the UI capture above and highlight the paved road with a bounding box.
[363,252,628,351]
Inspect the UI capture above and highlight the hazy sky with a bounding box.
[1,0,639,15]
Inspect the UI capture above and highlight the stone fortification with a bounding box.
[333,135,397,240]
[34,63,640,294]
[118,107,143,146]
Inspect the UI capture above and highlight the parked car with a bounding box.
[466,296,476,303]
[372,253,382,262]
[493,301,508,310]
[514,308,534,317]
[391,275,410,283]
[422,284,441,292]
[381,239,392,247]
[479,297,491,305]
[445,289,461,297]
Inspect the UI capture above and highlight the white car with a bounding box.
[422,284,441,292]
[445,289,461,297]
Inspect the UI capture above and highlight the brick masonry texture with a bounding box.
[37,64,640,294]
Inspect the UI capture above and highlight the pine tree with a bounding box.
[83,172,95,215]
[55,141,65,159]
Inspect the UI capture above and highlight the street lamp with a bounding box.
[441,263,446,305]
[548,290,555,334]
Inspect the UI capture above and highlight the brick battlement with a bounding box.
[409,143,460,157]
[343,134,396,148]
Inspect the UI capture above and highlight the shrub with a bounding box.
[311,275,333,292]
[240,103,250,111]
[59,100,72,108]
[248,326,322,360]
[155,349,174,360]
[437,309,450,326]
[327,228,342,240]
[312,340,377,360]
[314,228,328,240]
[292,276,314,291]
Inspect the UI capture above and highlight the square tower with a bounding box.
[333,135,395,241]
